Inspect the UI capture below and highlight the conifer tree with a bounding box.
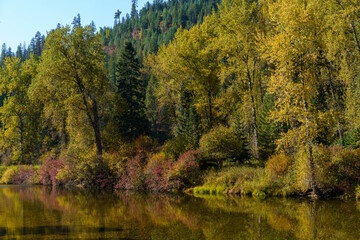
[116,41,148,138]
[175,83,202,149]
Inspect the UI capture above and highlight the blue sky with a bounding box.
[0,0,149,50]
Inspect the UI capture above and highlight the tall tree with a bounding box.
[72,14,82,29]
[216,0,266,159]
[114,10,122,27]
[264,0,330,197]
[131,0,138,19]
[0,56,40,164]
[33,25,108,157]
[116,41,148,138]
[148,14,222,131]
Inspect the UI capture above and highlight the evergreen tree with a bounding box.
[0,44,7,66]
[131,0,138,19]
[114,10,122,27]
[72,14,81,29]
[116,41,148,138]
[175,85,202,150]
[145,75,159,139]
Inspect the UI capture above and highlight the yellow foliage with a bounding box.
[265,153,291,177]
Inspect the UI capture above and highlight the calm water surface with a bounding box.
[0,185,359,239]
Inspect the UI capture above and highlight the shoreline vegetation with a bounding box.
[1,0,360,200]
[0,142,359,200]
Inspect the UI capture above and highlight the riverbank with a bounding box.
[0,140,360,200]
[1,163,359,200]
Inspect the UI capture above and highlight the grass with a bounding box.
[190,166,294,198]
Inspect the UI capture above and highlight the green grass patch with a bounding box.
[191,166,295,198]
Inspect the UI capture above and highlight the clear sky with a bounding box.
[0,0,149,50]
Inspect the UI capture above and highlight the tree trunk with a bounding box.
[207,90,213,129]
[303,99,319,198]
[335,0,360,55]
[351,21,360,56]
[76,75,103,157]
[92,98,103,157]
[19,114,24,163]
[247,65,259,159]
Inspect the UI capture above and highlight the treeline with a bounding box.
[146,0,360,196]
[101,0,220,89]
[0,31,45,64]
[0,0,360,197]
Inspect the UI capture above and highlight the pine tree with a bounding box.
[72,14,81,29]
[175,83,202,150]
[131,0,138,19]
[114,10,122,27]
[1,44,7,66]
[116,41,148,138]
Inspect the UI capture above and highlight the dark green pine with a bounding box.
[116,41,148,139]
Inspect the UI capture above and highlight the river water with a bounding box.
[0,185,359,239]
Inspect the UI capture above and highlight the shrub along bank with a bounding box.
[191,146,360,199]
[0,135,359,199]
[0,136,203,192]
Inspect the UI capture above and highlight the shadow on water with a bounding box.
[0,185,359,239]
[0,226,123,235]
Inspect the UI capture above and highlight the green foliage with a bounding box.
[32,24,109,156]
[194,166,289,197]
[199,125,248,166]
[0,56,41,164]
[162,135,192,160]
[116,41,148,138]
[175,85,202,150]
[314,146,360,195]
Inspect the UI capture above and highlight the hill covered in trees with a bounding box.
[0,0,360,199]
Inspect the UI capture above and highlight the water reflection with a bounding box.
[0,185,359,239]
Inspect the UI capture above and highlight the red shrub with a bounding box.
[145,153,173,191]
[116,153,146,190]
[12,166,38,185]
[168,150,202,189]
[39,159,65,186]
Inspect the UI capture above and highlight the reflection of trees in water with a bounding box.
[0,186,359,239]
[197,195,360,239]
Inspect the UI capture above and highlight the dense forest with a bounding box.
[0,0,360,199]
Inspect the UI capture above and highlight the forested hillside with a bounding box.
[0,0,360,199]
[101,0,221,89]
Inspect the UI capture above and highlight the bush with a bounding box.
[0,168,16,184]
[12,166,39,185]
[199,125,248,167]
[315,146,360,195]
[266,153,292,176]
[116,153,147,190]
[39,159,65,186]
[134,135,157,155]
[168,150,202,189]
[162,135,190,160]
[55,150,117,188]
[145,152,173,191]
[0,166,8,179]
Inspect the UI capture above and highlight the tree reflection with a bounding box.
[0,186,358,239]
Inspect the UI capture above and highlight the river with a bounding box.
[0,185,359,239]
